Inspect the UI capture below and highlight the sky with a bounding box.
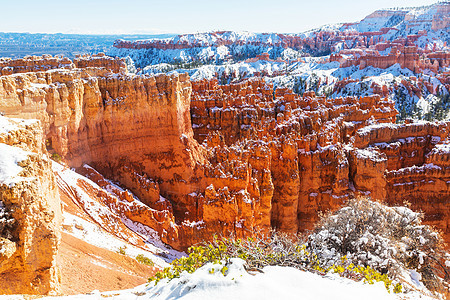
[0,0,440,35]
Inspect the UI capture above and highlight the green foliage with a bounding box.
[326,258,402,293]
[136,254,154,266]
[118,246,126,255]
[148,233,403,293]
[51,153,61,162]
[149,241,229,285]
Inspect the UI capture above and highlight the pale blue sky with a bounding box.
[0,0,439,34]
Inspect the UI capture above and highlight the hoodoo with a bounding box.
[0,55,448,259]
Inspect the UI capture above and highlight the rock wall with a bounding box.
[0,55,74,75]
[73,53,127,74]
[331,45,450,73]
[191,78,399,233]
[0,56,448,256]
[0,117,61,295]
[191,78,450,241]
[352,122,450,242]
[0,60,207,249]
[0,67,204,198]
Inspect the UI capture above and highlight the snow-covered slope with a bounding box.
[53,162,183,266]
[30,258,436,300]
[109,2,449,67]
[107,3,450,122]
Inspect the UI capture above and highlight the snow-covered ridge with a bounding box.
[53,162,183,265]
[112,2,449,51]
[35,258,435,300]
[109,1,449,87]
[115,31,288,47]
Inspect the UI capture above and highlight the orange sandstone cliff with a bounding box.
[0,117,61,295]
[0,55,449,295]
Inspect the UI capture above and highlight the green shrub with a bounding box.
[149,198,448,295]
[149,241,229,285]
[136,254,154,266]
[118,246,126,255]
[51,153,61,162]
[149,232,404,293]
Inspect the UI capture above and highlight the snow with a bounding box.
[357,123,398,136]
[409,270,423,288]
[0,144,32,187]
[355,148,386,162]
[62,212,172,268]
[0,116,38,135]
[0,117,20,134]
[181,220,205,228]
[53,162,184,265]
[428,143,450,155]
[35,258,435,300]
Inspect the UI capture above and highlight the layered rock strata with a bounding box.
[0,117,61,295]
[190,78,450,240]
[352,122,450,242]
[330,45,450,74]
[0,56,448,257]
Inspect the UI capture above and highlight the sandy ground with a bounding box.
[58,232,156,295]
[57,187,158,295]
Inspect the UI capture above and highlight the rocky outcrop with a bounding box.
[57,164,180,248]
[0,55,448,259]
[0,54,127,77]
[191,78,450,241]
[330,45,449,73]
[0,55,74,75]
[0,116,61,295]
[73,53,127,74]
[0,67,205,198]
[190,78,398,233]
[352,122,450,242]
[0,60,208,249]
[432,3,450,31]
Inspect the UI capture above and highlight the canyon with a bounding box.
[111,2,450,67]
[0,53,449,294]
[109,2,450,125]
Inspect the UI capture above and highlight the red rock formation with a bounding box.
[432,3,450,31]
[0,55,74,75]
[0,55,448,257]
[190,78,399,233]
[191,77,450,242]
[73,53,127,74]
[352,122,450,242]
[0,117,61,295]
[331,45,450,73]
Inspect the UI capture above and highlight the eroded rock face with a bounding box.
[0,60,209,249]
[73,53,128,74]
[0,117,61,295]
[353,122,450,242]
[190,78,399,233]
[331,45,450,74]
[190,78,450,241]
[0,55,448,257]
[0,55,74,75]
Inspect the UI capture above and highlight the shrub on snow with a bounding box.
[149,198,448,296]
[307,198,448,293]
